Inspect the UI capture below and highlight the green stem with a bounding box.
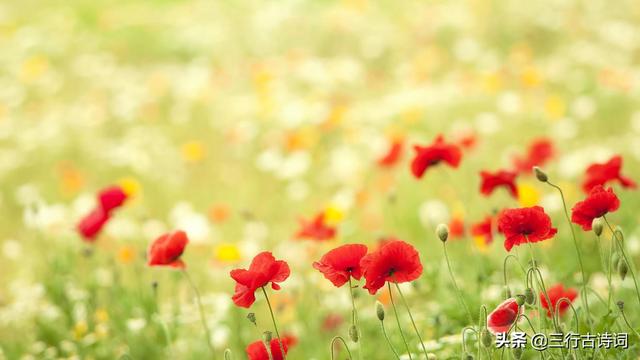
[603,216,640,308]
[330,336,354,360]
[619,308,640,339]
[388,282,413,360]
[442,242,474,324]
[261,287,286,359]
[182,270,215,356]
[379,319,401,360]
[347,278,362,360]
[547,181,593,331]
[394,283,428,357]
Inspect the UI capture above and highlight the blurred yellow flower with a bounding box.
[20,55,49,82]
[118,246,136,264]
[214,243,241,262]
[58,163,85,195]
[521,66,542,88]
[209,204,230,224]
[324,205,344,226]
[181,141,206,163]
[323,104,348,128]
[518,182,540,207]
[73,321,88,340]
[94,308,109,323]
[473,235,490,252]
[544,95,566,120]
[118,177,141,197]
[482,72,503,93]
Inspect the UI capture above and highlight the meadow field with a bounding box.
[1,0,640,359]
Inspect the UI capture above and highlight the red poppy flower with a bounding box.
[487,298,521,334]
[360,240,423,295]
[480,170,518,199]
[98,186,128,212]
[230,252,290,308]
[456,130,477,150]
[313,244,368,287]
[512,138,555,174]
[497,206,557,251]
[321,313,344,332]
[410,135,462,179]
[377,139,404,167]
[246,335,297,360]
[582,155,636,193]
[540,284,578,318]
[77,208,111,242]
[448,217,465,240]
[147,230,189,269]
[471,216,494,245]
[571,185,620,231]
[295,213,336,241]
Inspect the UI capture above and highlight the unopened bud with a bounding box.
[617,300,624,311]
[262,331,272,344]
[515,294,526,306]
[481,328,493,348]
[436,224,449,242]
[592,218,604,237]
[615,227,625,244]
[376,301,385,321]
[464,353,474,360]
[247,313,257,326]
[512,346,523,359]
[525,288,535,305]
[224,349,232,360]
[618,260,628,280]
[612,252,620,269]
[533,167,548,182]
[348,324,359,342]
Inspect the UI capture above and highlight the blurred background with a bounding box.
[1,0,640,359]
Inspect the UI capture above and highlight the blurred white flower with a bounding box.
[418,200,449,229]
[126,318,147,333]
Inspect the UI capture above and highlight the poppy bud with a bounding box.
[618,260,628,280]
[262,331,272,344]
[480,328,493,348]
[592,218,603,237]
[612,252,620,269]
[376,301,385,321]
[436,224,449,242]
[617,300,624,311]
[247,313,257,326]
[224,349,232,360]
[515,294,526,306]
[615,227,624,243]
[349,324,359,343]
[525,288,535,305]
[533,166,548,183]
[512,347,523,359]
[464,353,474,360]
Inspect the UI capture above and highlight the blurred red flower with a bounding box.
[377,139,404,167]
[246,335,297,360]
[98,186,128,212]
[487,298,520,334]
[582,155,636,193]
[295,213,336,241]
[147,230,189,269]
[497,206,557,251]
[512,138,555,174]
[230,252,290,308]
[313,244,368,287]
[571,185,620,231]
[471,216,494,245]
[448,217,465,240]
[360,240,423,295]
[540,284,578,318]
[480,170,518,198]
[77,208,110,241]
[410,135,462,179]
[76,185,128,242]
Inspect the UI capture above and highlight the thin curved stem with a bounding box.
[182,270,215,356]
[388,282,413,360]
[461,326,477,358]
[503,254,528,296]
[526,242,558,331]
[379,319,401,360]
[619,308,640,339]
[442,242,474,324]
[603,216,640,308]
[394,283,428,357]
[347,278,362,360]
[553,298,579,333]
[547,181,593,331]
[261,287,286,359]
[330,336,354,360]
